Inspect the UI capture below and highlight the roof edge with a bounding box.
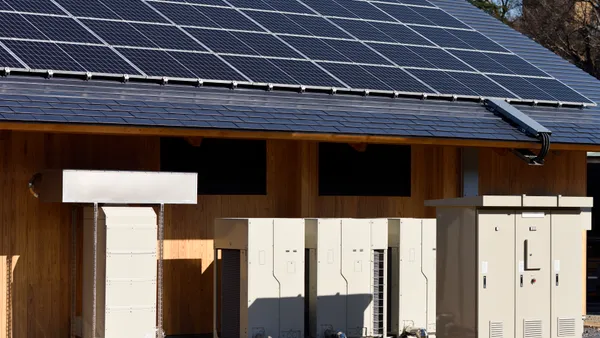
[1,121,597,151]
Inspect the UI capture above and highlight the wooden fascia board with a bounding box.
[1,121,599,151]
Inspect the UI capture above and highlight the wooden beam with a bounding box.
[1,121,600,151]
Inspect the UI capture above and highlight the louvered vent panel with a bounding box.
[221,249,241,338]
[372,249,385,337]
[489,321,503,338]
[557,318,576,337]
[523,320,543,338]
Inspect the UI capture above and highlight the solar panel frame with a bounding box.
[0,12,49,39]
[116,47,196,78]
[80,19,156,48]
[185,28,257,54]
[3,0,64,14]
[3,40,86,71]
[131,22,207,51]
[56,0,121,19]
[58,43,143,74]
[23,14,102,43]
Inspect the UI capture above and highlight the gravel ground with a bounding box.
[585,315,600,337]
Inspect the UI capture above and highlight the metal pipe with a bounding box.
[157,204,165,338]
[70,207,77,338]
[92,203,98,338]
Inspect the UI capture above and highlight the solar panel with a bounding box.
[0,0,593,105]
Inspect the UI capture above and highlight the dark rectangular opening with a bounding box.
[318,142,411,197]
[160,137,267,195]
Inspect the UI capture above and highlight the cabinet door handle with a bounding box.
[556,273,559,286]
[520,274,523,287]
[483,276,487,289]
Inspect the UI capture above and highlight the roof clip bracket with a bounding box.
[45,70,54,79]
[267,83,274,92]
[451,95,458,102]
[363,90,369,97]
[85,72,92,81]
[196,79,204,87]
[161,77,169,86]
[2,67,10,77]
[421,93,428,100]
[121,74,129,83]
[393,91,399,98]
[330,87,337,95]
[230,81,238,90]
[299,85,306,94]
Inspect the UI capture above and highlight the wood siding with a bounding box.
[0,132,588,337]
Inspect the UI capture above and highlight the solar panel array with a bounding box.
[0,0,594,105]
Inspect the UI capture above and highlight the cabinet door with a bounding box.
[516,211,551,338]
[551,211,583,338]
[477,210,515,338]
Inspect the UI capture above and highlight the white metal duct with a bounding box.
[305,218,388,338]
[82,206,158,338]
[387,218,436,338]
[213,218,306,338]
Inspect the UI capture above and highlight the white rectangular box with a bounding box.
[214,218,305,338]
[305,218,388,338]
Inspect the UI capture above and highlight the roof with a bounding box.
[0,0,599,147]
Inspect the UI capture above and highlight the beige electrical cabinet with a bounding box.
[305,218,388,338]
[387,218,436,338]
[425,195,592,338]
[213,218,305,338]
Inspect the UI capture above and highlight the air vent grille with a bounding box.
[373,249,385,337]
[524,319,542,338]
[221,250,241,338]
[557,318,576,337]
[490,321,503,338]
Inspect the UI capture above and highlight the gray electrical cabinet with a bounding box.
[387,218,436,338]
[305,218,388,338]
[425,195,592,338]
[213,218,305,338]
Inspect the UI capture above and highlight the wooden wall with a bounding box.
[0,131,589,337]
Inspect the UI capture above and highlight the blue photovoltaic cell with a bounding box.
[410,7,470,29]
[221,56,297,84]
[449,50,513,74]
[407,69,478,96]
[362,66,434,93]
[285,14,352,39]
[143,2,217,27]
[4,0,63,14]
[263,0,314,14]
[523,77,591,103]
[367,43,433,68]
[231,32,302,58]
[446,72,514,98]
[410,26,473,49]
[374,3,432,25]
[487,75,556,101]
[0,1,13,10]
[116,48,196,78]
[55,0,120,19]
[58,44,142,74]
[3,40,85,71]
[80,19,156,47]
[484,53,547,77]
[243,10,309,35]
[0,13,48,39]
[186,28,257,55]
[24,15,101,43]
[186,28,256,54]
[406,46,472,71]
[446,29,508,52]
[368,22,433,45]
[331,19,395,43]
[168,52,248,81]
[184,0,226,5]
[226,0,272,10]
[281,36,351,62]
[0,45,24,68]
[132,23,205,51]
[317,62,391,90]
[268,59,344,87]
[193,6,262,31]
[395,0,436,7]
[101,0,169,23]
[337,1,394,21]
[321,39,390,65]
[301,0,358,18]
